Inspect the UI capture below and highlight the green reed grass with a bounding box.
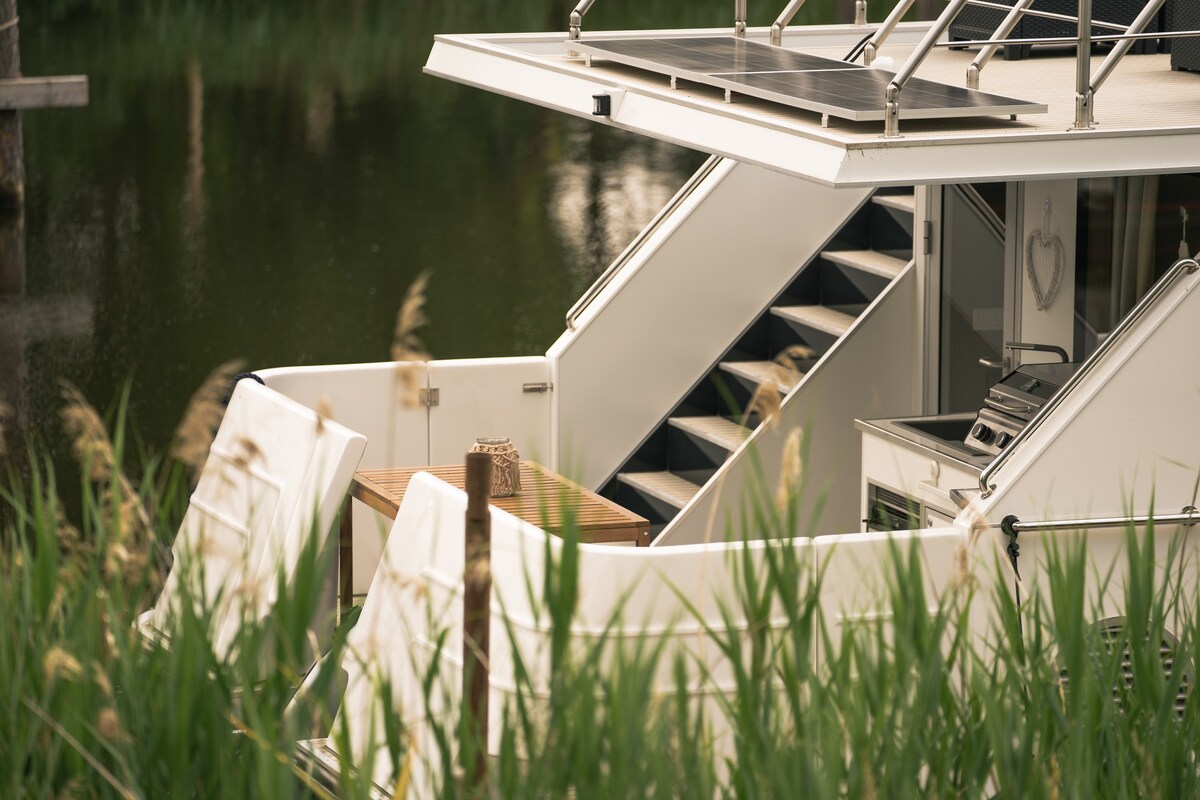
[2,390,1199,798]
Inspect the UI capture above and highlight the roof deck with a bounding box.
[425,22,1200,186]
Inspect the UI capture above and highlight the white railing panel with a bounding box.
[260,361,430,592]
[982,263,1200,522]
[325,471,818,789]
[427,357,551,466]
[987,518,1200,652]
[812,526,992,664]
[259,361,429,469]
[656,264,920,546]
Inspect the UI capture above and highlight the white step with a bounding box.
[669,415,750,452]
[719,360,801,394]
[770,304,856,337]
[872,193,916,215]
[820,249,909,280]
[617,471,701,510]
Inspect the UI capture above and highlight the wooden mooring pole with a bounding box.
[0,2,89,460]
[463,452,492,792]
[0,1,89,211]
[0,0,23,210]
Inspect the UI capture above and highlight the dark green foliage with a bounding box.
[3,403,1198,797]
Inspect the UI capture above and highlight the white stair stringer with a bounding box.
[549,160,874,491]
[653,262,920,546]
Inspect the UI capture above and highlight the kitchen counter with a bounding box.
[854,413,990,475]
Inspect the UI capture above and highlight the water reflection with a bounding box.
[550,128,691,295]
[4,2,721,466]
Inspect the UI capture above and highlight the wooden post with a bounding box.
[463,452,492,792]
[0,0,22,211]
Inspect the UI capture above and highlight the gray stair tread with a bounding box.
[616,471,701,509]
[669,415,750,452]
[820,249,909,280]
[872,193,916,214]
[770,304,857,336]
[719,360,801,394]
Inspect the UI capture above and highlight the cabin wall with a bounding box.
[548,159,872,490]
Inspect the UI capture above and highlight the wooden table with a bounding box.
[339,461,650,608]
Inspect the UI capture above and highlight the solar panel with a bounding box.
[571,36,1047,124]
[577,36,861,76]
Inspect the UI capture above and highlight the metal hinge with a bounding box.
[522,382,553,393]
[922,219,934,254]
[419,387,440,407]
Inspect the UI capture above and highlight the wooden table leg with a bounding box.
[339,495,353,618]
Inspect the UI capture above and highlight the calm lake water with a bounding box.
[5,0,858,470]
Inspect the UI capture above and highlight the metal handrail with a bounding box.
[861,0,915,64]
[1089,0,1168,110]
[978,258,1200,498]
[964,0,1128,31]
[565,155,724,332]
[1006,507,1200,534]
[770,0,809,45]
[967,0,1036,89]
[947,28,1200,49]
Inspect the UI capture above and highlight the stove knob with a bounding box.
[971,422,993,443]
[995,431,1013,448]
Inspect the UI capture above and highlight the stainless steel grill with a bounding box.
[964,360,1079,456]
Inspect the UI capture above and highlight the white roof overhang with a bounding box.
[425,26,1200,188]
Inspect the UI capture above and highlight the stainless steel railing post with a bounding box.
[735,0,748,37]
[856,0,868,25]
[568,0,597,41]
[884,0,972,138]
[1073,0,1094,130]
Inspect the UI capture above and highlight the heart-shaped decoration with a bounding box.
[1025,199,1064,312]
[1025,228,1064,311]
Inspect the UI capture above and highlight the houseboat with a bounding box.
[227,1,1200,790]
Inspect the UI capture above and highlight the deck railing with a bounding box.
[881,0,1184,137]
[565,0,1195,138]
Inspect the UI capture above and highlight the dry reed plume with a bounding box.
[742,345,813,430]
[59,382,153,583]
[952,495,991,592]
[774,343,814,377]
[776,427,804,513]
[391,271,430,363]
[392,271,431,409]
[172,358,247,482]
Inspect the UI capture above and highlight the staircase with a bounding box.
[602,188,916,537]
